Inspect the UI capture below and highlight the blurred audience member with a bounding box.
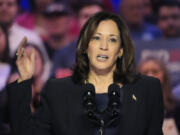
[0,24,11,135]
[16,0,55,39]
[0,25,10,63]
[143,0,158,24]
[138,57,180,134]
[51,0,104,78]
[157,0,180,38]
[0,42,46,135]
[119,0,162,40]
[74,1,105,30]
[68,0,105,41]
[144,0,153,18]
[0,25,11,91]
[42,2,72,60]
[0,0,51,81]
[8,43,45,112]
[0,0,47,58]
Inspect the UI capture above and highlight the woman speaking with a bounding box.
[8,12,164,135]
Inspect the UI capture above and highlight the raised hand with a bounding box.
[16,37,35,83]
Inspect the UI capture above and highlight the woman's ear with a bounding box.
[118,48,123,58]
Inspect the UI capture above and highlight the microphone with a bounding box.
[82,83,96,118]
[82,83,122,129]
[107,83,121,117]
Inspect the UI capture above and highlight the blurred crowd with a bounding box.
[0,0,180,135]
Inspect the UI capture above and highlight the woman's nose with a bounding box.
[100,38,108,50]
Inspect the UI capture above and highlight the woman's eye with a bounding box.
[109,38,117,43]
[92,36,100,40]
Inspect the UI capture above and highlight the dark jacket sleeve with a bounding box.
[7,79,52,135]
[146,78,164,135]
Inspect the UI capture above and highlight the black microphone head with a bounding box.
[107,83,121,112]
[108,83,120,97]
[84,83,95,93]
[82,83,96,112]
[83,83,96,97]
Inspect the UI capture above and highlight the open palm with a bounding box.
[16,37,35,83]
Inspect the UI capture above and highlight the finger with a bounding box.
[17,49,26,65]
[17,48,24,61]
[30,48,36,65]
[23,49,28,59]
[16,54,22,66]
[17,37,27,57]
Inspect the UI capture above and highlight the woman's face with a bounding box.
[139,60,164,83]
[87,19,123,74]
[0,27,6,55]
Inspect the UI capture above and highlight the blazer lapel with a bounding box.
[120,83,139,132]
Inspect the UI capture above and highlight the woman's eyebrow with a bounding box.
[109,34,120,37]
[95,33,120,37]
[94,32,102,35]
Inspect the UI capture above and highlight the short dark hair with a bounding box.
[72,0,105,15]
[72,11,137,84]
[157,0,180,14]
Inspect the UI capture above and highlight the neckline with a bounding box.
[96,93,107,95]
[85,81,125,93]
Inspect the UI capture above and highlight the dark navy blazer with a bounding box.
[7,75,164,135]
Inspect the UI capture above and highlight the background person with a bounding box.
[157,0,180,38]
[8,43,46,113]
[119,0,162,40]
[51,0,104,78]
[16,0,55,38]
[138,57,180,135]
[0,23,11,135]
[42,2,72,61]
[0,0,51,82]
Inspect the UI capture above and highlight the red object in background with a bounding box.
[16,13,35,30]
[55,68,72,78]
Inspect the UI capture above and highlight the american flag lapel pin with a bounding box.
[132,94,137,101]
